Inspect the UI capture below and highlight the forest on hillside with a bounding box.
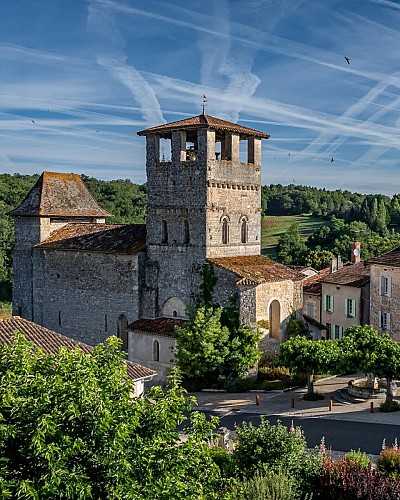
[2,175,400,300]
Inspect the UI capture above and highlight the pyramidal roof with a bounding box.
[137,114,270,139]
[9,172,112,218]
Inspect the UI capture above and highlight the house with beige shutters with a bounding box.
[10,113,304,380]
[0,316,156,396]
[320,261,370,339]
[368,247,400,341]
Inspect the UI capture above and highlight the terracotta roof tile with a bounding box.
[137,114,270,139]
[36,223,146,254]
[9,172,112,218]
[368,246,400,267]
[0,317,156,381]
[303,268,330,294]
[208,255,303,285]
[320,262,370,287]
[128,317,187,338]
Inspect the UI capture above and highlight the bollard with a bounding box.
[370,402,374,413]
[291,397,295,409]
[256,395,260,406]
[329,400,333,411]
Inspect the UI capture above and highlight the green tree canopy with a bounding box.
[0,333,224,499]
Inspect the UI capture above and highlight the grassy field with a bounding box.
[0,302,12,319]
[261,214,329,259]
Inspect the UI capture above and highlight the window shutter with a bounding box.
[380,276,384,295]
[387,277,392,297]
[353,300,356,318]
[323,295,327,311]
[331,296,334,312]
[344,299,348,316]
[379,311,382,328]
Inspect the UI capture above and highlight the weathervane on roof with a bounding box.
[201,94,207,115]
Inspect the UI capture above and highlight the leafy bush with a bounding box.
[314,456,400,499]
[380,400,400,412]
[232,419,320,495]
[303,391,324,401]
[258,365,291,381]
[231,467,296,500]
[377,444,400,478]
[345,449,371,468]
[209,447,234,477]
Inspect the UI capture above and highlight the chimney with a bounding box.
[330,255,343,273]
[351,241,361,264]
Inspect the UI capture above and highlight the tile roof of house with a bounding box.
[320,261,370,287]
[128,317,187,338]
[9,172,112,218]
[0,316,156,381]
[208,255,303,285]
[303,314,328,331]
[137,114,270,139]
[36,223,146,254]
[368,246,400,267]
[303,268,330,295]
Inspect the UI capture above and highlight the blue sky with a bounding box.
[1,0,400,194]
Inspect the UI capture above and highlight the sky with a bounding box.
[1,0,400,195]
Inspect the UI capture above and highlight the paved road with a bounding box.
[202,410,400,455]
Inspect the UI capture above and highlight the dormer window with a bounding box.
[222,217,229,244]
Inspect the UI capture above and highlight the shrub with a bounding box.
[380,400,400,412]
[232,418,319,495]
[345,449,371,468]
[231,467,295,500]
[258,365,291,381]
[209,446,234,477]
[314,455,400,499]
[303,391,324,401]
[377,444,400,478]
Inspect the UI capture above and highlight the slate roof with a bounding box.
[9,172,112,218]
[137,114,270,139]
[320,261,370,287]
[303,268,330,295]
[128,317,187,338]
[36,223,146,254]
[208,255,303,285]
[0,317,156,381]
[368,246,400,267]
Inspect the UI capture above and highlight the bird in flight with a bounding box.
[31,120,35,124]
[344,56,350,65]
[331,157,334,163]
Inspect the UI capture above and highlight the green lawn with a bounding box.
[261,214,329,259]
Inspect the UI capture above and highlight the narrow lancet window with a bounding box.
[183,219,190,244]
[153,340,160,361]
[241,218,248,243]
[222,218,229,244]
[162,220,168,244]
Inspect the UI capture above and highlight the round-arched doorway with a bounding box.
[269,300,281,340]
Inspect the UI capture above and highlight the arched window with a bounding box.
[241,218,248,243]
[183,219,190,244]
[222,217,229,244]
[153,339,160,361]
[162,220,168,244]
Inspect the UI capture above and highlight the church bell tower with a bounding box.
[137,114,269,318]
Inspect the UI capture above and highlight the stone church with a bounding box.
[10,113,303,378]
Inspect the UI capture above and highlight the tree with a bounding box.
[175,306,230,381]
[277,223,307,265]
[339,326,400,404]
[0,333,224,499]
[174,305,261,383]
[304,248,335,270]
[280,336,339,394]
[286,311,311,339]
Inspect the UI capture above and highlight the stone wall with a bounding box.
[370,264,400,341]
[32,249,142,346]
[129,331,176,382]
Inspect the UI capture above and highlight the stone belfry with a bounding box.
[137,114,270,318]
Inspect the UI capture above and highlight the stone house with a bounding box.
[368,247,400,341]
[302,268,330,339]
[10,113,304,379]
[0,316,155,396]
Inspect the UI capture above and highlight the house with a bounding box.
[368,247,400,340]
[320,261,370,339]
[302,268,330,339]
[0,316,156,396]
